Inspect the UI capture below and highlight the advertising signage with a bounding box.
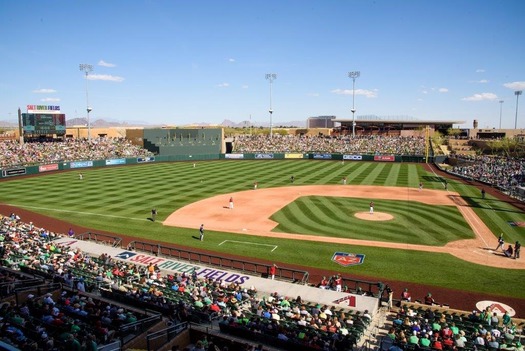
[26,105,61,113]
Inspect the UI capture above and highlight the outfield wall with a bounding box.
[0,153,429,179]
[140,128,224,155]
[221,153,426,163]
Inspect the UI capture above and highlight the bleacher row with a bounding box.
[232,135,426,155]
[0,213,372,350]
[0,214,164,350]
[380,303,523,351]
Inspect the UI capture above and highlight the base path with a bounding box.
[164,185,524,270]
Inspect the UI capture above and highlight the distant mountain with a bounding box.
[219,119,306,128]
[0,117,306,129]
[0,120,18,128]
[66,118,160,127]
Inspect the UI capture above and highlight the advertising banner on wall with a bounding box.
[284,153,304,159]
[343,155,363,160]
[70,161,94,169]
[225,154,244,159]
[137,157,155,163]
[255,153,274,159]
[39,164,59,172]
[105,159,126,166]
[313,154,332,159]
[374,155,395,162]
[2,168,26,177]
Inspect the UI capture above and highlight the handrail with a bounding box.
[146,321,189,351]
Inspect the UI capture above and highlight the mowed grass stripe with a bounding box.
[271,196,474,245]
[1,160,524,299]
[384,163,401,187]
[351,163,378,184]
[361,162,386,185]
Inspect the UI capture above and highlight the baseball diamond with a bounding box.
[1,159,524,318]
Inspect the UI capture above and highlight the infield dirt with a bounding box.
[164,185,525,270]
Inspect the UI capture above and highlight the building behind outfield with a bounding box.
[126,128,224,156]
[332,116,464,136]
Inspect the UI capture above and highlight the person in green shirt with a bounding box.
[448,322,458,335]
[194,298,204,309]
[85,334,98,351]
[67,334,81,351]
[408,331,419,345]
[502,311,512,326]
[420,334,431,348]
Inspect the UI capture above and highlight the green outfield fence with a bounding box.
[0,153,430,179]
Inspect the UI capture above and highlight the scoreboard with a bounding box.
[22,105,66,136]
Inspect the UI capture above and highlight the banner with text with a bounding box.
[343,155,363,160]
[374,155,395,162]
[39,164,59,172]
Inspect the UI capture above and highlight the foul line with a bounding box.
[219,240,278,252]
[7,204,145,221]
[428,164,449,192]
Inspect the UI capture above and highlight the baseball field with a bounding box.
[1,160,524,304]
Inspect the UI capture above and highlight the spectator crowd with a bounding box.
[450,155,525,190]
[0,138,153,169]
[0,213,370,351]
[233,135,425,155]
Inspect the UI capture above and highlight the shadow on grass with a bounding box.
[460,196,524,214]
[422,175,447,183]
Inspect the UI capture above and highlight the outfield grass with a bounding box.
[1,160,524,299]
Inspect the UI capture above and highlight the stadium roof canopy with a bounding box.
[332,115,464,125]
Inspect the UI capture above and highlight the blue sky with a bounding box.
[1,0,524,129]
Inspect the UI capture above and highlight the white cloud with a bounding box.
[503,81,525,90]
[331,88,377,98]
[88,74,124,82]
[217,83,229,88]
[476,69,485,73]
[421,90,428,94]
[228,58,235,62]
[33,88,56,93]
[438,88,448,93]
[41,97,60,102]
[461,92,498,101]
[98,60,116,67]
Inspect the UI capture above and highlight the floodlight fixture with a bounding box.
[515,91,522,129]
[79,64,94,141]
[348,71,360,137]
[265,73,277,137]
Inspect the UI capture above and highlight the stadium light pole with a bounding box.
[515,91,522,129]
[79,63,93,141]
[499,100,504,129]
[265,73,277,137]
[348,71,360,138]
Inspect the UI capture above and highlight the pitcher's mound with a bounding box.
[354,211,394,221]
